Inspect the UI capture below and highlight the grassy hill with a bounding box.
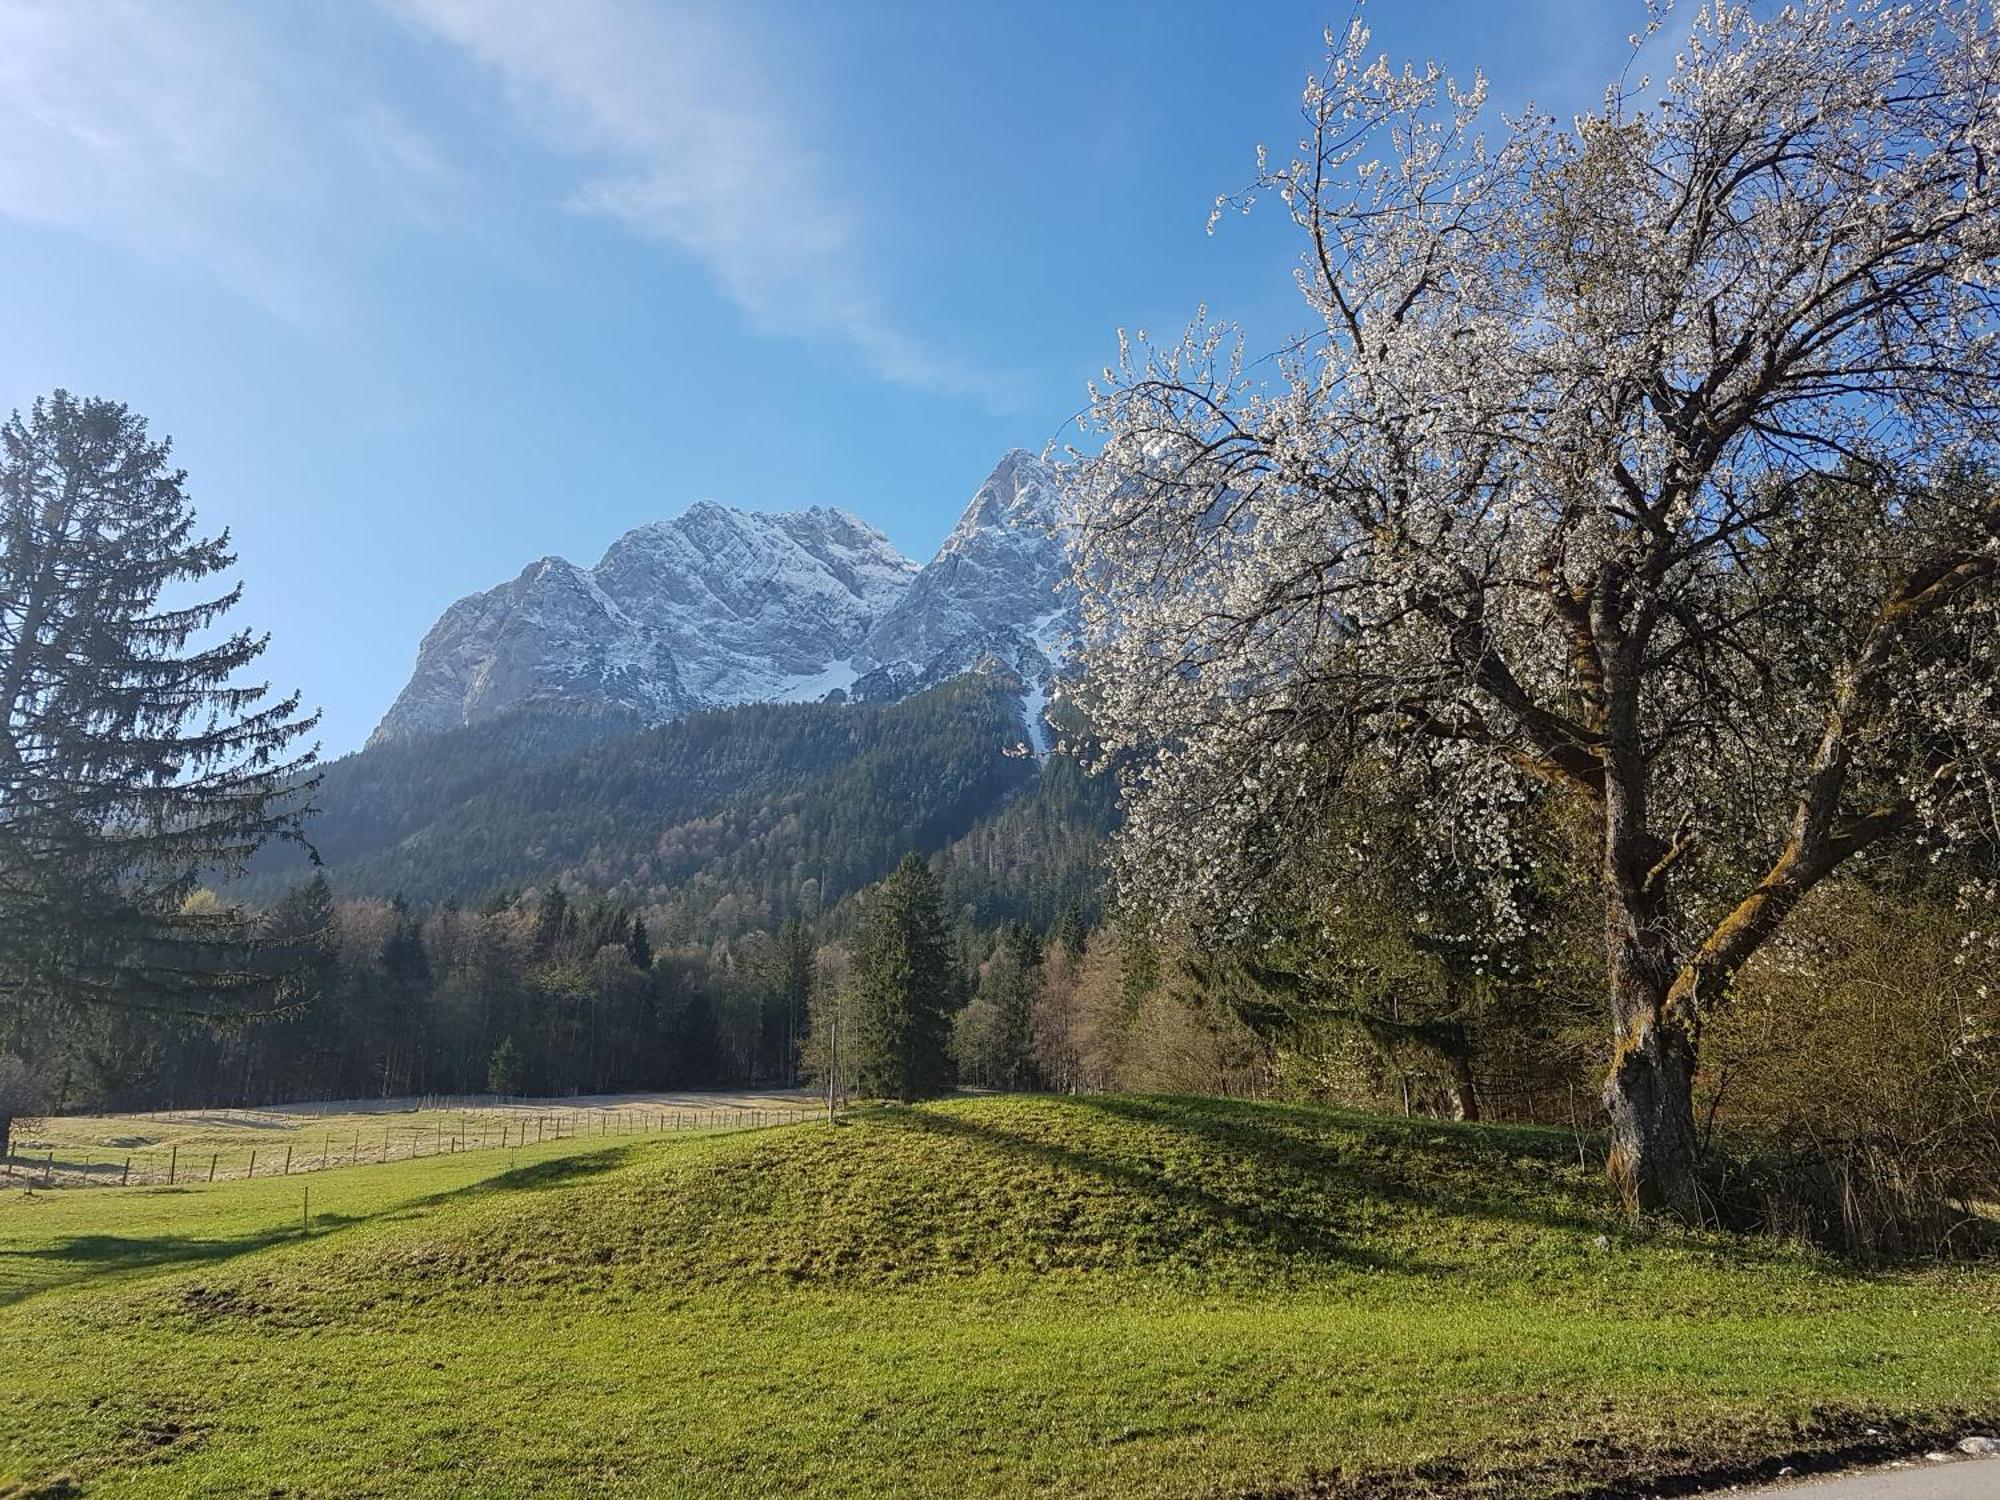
[2,1095,1995,1498]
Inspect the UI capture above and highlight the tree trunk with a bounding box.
[1601,991,1701,1219]
[1447,1052,1480,1122]
[0,1110,11,1163]
[1595,657,1704,1219]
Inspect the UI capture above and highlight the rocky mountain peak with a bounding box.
[851,450,1070,714]
[367,453,1072,749]
[937,448,1061,551]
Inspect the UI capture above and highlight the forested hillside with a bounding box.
[253,674,1113,943]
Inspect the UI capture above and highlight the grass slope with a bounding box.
[1,1095,1994,1499]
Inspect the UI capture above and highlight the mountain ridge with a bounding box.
[368,450,1067,748]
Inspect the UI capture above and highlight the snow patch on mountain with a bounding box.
[1018,607,1072,759]
[771,658,863,704]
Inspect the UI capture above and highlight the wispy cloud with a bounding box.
[385,0,1013,405]
[0,0,1003,403]
[0,1,457,325]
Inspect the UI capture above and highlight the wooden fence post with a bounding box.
[169,1145,178,1185]
[208,1153,218,1183]
[248,1150,257,1179]
[122,1157,131,1186]
[284,1146,293,1176]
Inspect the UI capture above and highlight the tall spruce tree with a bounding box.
[264,875,336,990]
[485,1035,523,1097]
[847,853,952,1101]
[379,897,433,1095]
[625,913,654,972]
[1048,902,1086,963]
[0,392,316,1018]
[771,916,813,1085]
[980,923,1041,1091]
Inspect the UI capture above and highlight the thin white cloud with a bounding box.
[0,1,458,326]
[0,0,1008,402]
[385,0,1014,405]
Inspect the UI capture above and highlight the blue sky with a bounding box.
[0,0,1634,755]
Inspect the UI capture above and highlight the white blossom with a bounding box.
[1065,0,2000,1210]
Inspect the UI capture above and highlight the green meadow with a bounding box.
[2,1096,1994,1498]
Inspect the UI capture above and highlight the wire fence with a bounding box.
[2,1103,815,1191]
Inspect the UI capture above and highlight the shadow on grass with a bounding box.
[150,1115,297,1132]
[1064,1094,1869,1276]
[877,1092,1676,1276]
[879,1103,1435,1277]
[0,1215,359,1307]
[413,1144,636,1203]
[0,1146,636,1308]
[1086,1093,1617,1230]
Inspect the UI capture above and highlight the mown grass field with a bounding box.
[2,1095,1995,1499]
[7,1091,818,1187]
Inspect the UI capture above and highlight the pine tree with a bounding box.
[0,392,317,1017]
[625,913,654,971]
[379,897,433,1095]
[771,917,813,1084]
[1049,902,1086,961]
[847,853,952,1101]
[265,874,337,1003]
[486,1035,523,1096]
[259,874,338,1094]
[987,923,1041,1091]
[575,894,629,955]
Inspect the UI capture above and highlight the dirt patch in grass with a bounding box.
[1247,1409,1998,1498]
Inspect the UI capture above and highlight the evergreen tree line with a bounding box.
[6,878,812,1111]
[6,847,1168,1117]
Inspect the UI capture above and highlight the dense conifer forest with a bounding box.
[247,674,1113,940]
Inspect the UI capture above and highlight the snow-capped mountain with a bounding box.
[368,505,918,746]
[849,448,1068,709]
[368,451,1070,749]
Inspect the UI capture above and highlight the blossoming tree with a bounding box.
[1068,0,2000,1216]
